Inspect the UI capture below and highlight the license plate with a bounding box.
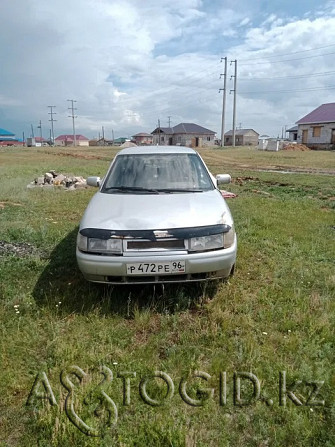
[126,261,186,275]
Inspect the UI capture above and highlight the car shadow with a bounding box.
[33,228,219,317]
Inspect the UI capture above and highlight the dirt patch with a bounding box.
[47,151,108,161]
[0,201,23,209]
[233,176,259,185]
[282,144,310,151]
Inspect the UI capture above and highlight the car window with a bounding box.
[101,153,214,192]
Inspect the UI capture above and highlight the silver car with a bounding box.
[76,146,237,284]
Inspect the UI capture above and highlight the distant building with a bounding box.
[33,136,48,147]
[89,138,115,146]
[286,126,298,142]
[0,128,23,146]
[132,133,153,145]
[296,103,335,149]
[113,137,130,146]
[55,134,89,147]
[151,123,216,147]
[224,129,259,146]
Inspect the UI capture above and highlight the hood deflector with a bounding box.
[80,224,231,241]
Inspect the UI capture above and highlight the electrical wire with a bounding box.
[239,51,335,66]
[239,85,335,94]
[238,70,335,81]
[239,43,335,62]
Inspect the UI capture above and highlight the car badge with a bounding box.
[153,230,171,238]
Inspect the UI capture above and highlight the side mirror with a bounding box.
[87,176,101,187]
[216,174,231,185]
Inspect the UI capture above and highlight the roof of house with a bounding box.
[34,136,46,142]
[0,128,15,136]
[172,123,215,134]
[286,126,298,132]
[114,137,130,143]
[152,123,216,135]
[151,127,174,135]
[55,134,89,141]
[132,133,153,137]
[296,103,335,124]
[224,128,259,136]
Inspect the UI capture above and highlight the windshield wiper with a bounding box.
[156,188,204,193]
[103,186,160,194]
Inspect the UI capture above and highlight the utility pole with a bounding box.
[67,99,77,146]
[168,116,172,128]
[22,131,25,144]
[48,106,56,145]
[112,129,114,145]
[102,126,105,146]
[219,57,227,147]
[31,124,34,138]
[158,119,161,145]
[37,120,42,143]
[230,60,237,147]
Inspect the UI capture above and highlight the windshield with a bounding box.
[101,153,215,193]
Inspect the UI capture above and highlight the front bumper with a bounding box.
[76,237,237,284]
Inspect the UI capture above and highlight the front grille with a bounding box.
[126,239,185,250]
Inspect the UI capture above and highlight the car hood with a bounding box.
[79,190,233,231]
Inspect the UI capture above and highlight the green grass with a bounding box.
[0,145,335,446]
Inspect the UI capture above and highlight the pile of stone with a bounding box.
[282,143,310,151]
[27,170,87,190]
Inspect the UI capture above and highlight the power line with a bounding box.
[239,85,335,94]
[67,99,77,146]
[238,70,335,81]
[239,42,335,62]
[219,57,227,146]
[239,51,335,66]
[37,120,42,142]
[230,60,237,147]
[48,105,57,145]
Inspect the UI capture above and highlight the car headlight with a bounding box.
[223,225,235,248]
[77,233,122,254]
[88,238,122,253]
[189,234,223,252]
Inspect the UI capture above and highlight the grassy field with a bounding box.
[0,145,334,446]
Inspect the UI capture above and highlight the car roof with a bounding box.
[116,145,197,155]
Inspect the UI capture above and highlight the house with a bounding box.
[151,123,216,147]
[33,136,48,147]
[0,128,23,146]
[89,138,115,146]
[296,103,335,149]
[224,129,259,146]
[132,133,153,145]
[286,126,298,142]
[55,134,89,147]
[113,137,130,146]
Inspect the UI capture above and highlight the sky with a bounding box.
[1,0,335,140]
